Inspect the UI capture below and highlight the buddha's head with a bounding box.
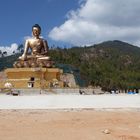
[32,24,41,38]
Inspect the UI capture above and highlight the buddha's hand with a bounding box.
[19,54,26,60]
[41,51,48,55]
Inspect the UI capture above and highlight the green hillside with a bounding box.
[49,40,140,90]
[0,54,20,71]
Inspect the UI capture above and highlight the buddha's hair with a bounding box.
[32,24,41,31]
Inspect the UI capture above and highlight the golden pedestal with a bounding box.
[4,68,63,88]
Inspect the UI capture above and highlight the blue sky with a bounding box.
[0,0,78,46]
[0,0,140,55]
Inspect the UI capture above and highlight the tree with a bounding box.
[17,44,24,53]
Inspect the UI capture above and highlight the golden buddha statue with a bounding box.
[19,24,49,60]
[14,24,54,68]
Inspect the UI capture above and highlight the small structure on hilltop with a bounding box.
[0,24,63,89]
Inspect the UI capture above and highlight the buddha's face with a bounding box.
[32,27,41,37]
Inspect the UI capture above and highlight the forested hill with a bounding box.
[0,40,140,89]
[49,40,140,89]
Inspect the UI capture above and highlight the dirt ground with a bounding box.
[0,110,140,140]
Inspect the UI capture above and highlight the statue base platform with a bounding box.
[3,68,63,88]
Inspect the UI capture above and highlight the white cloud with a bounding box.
[0,43,18,56]
[49,0,140,46]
